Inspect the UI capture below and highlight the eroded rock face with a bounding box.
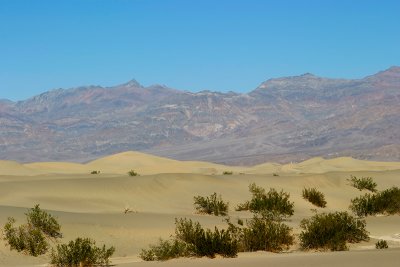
[1,67,399,165]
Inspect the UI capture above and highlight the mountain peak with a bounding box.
[120,79,142,88]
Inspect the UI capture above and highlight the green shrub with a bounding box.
[350,187,400,217]
[2,205,62,256]
[375,240,388,249]
[239,216,294,252]
[299,211,369,251]
[223,171,233,175]
[128,170,139,176]
[236,183,294,220]
[3,218,48,256]
[50,237,115,267]
[348,175,377,192]
[141,218,238,261]
[139,239,193,261]
[26,204,62,239]
[174,218,238,258]
[302,188,327,208]
[193,192,229,216]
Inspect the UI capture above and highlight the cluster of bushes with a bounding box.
[350,187,400,217]
[223,171,233,175]
[193,193,229,216]
[348,175,377,192]
[91,170,100,174]
[142,183,296,261]
[235,183,294,220]
[299,211,369,251]
[302,188,327,208]
[2,205,115,266]
[2,204,62,256]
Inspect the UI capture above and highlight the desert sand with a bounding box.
[0,151,400,266]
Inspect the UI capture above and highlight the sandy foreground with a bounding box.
[0,151,400,266]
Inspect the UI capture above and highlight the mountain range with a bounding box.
[1,67,399,165]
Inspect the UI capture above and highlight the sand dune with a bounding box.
[1,153,400,266]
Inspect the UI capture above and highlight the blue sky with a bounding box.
[1,0,399,100]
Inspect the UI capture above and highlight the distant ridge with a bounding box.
[0,67,399,165]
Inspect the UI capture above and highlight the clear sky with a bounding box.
[1,0,399,101]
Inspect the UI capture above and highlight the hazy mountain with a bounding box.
[1,67,399,165]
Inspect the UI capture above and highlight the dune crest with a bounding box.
[1,151,400,176]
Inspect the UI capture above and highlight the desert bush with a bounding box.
[193,192,229,216]
[273,173,279,176]
[375,240,388,249]
[139,239,193,261]
[90,170,100,174]
[302,188,327,208]
[174,218,238,258]
[141,218,238,261]
[223,171,233,175]
[350,187,400,216]
[299,211,369,251]
[127,170,139,176]
[3,218,48,256]
[236,183,294,220]
[26,204,62,239]
[239,215,294,252]
[2,205,62,256]
[347,175,377,192]
[50,237,115,267]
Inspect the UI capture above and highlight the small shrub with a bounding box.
[50,237,115,267]
[223,171,233,175]
[240,216,294,252]
[273,173,279,176]
[141,218,238,261]
[235,202,249,211]
[3,218,48,256]
[2,205,62,257]
[139,239,192,261]
[348,175,377,192]
[236,183,294,220]
[299,211,369,251]
[302,188,327,208]
[375,240,388,249]
[350,187,400,217]
[26,204,62,239]
[91,170,100,174]
[193,193,229,216]
[128,170,139,176]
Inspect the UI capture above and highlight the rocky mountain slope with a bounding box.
[1,67,399,165]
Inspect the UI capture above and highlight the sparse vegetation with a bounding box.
[350,187,400,217]
[273,173,279,176]
[50,237,115,267]
[2,204,62,256]
[127,170,139,176]
[375,240,388,249]
[236,183,294,220]
[90,170,100,174]
[223,171,233,175]
[302,188,327,208]
[193,192,229,216]
[299,211,369,251]
[348,175,377,192]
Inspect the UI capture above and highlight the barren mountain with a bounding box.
[1,67,399,165]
